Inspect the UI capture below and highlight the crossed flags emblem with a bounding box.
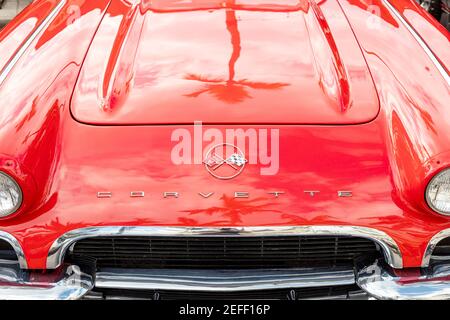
[204,151,247,171]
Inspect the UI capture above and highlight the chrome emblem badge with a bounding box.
[203,143,248,180]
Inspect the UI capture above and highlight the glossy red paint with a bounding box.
[0,0,448,270]
[386,0,450,70]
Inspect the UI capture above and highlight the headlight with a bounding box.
[426,168,450,215]
[0,172,22,217]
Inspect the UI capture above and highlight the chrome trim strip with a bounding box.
[357,258,450,300]
[95,267,355,292]
[382,0,450,85]
[0,0,67,86]
[0,260,93,300]
[0,231,27,269]
[430,255,450,261]
[84,289,370,300]
[46,225,403,269]
[422,228,450,267]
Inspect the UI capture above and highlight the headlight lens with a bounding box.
[0,172,22,217]
[426,168,450,215]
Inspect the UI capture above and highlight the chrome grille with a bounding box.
[69,236,380,269]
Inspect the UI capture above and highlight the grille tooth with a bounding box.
[70,236,380,269]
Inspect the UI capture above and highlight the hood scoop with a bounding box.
[70,0,379,125]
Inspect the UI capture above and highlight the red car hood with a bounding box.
[70,0,379,125]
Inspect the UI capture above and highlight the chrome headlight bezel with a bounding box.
[0,172,23,218]
[426,168,450,216]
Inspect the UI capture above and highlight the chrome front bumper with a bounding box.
[0,258,449,300]
[0,259,93,300]
[356,259,450,300]
[94,267,356,292]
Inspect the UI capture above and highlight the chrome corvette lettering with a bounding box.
[98,191,353,199]
[130,191,145,198]
[267,191,284,198]
[163,192,179,198]
[234,192,249,198]
[97,192,112,198]
[198,192,215,198]
[338,191,353,197]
